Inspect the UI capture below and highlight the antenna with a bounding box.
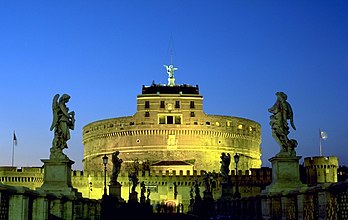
[169,34,174,65]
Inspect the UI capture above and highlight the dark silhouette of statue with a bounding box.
[269,92,298,156]
[139,181,147,203]
[146,188,151,201]
[194,179,201,201]
[110,151,123,185]
[220,152,231,183]
[128,172,139,193]
[203,171,213,193]
[190,186,194,200]
[174,182,178,199]
[50,94,75,159]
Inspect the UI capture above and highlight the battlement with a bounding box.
[142,84,200,95]
[304,156,339,185]
[304,156,339,168]
[0,166,271,186]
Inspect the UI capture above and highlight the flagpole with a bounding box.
[319,128,322,156]
[12,131,15,167]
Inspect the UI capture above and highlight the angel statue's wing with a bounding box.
[50,94,60,131]
[286,102,296,130]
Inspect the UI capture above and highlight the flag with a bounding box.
[13,132,17,146]
[320,130,328,140]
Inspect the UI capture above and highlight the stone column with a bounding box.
[64,200,75,220]
[32,196,49,220]
[318,191,337,220]
[49,199,64,219]
[297,194,305,220]
[8,194,29,220]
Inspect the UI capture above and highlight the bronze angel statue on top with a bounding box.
[50,94,75,158]
[268,92,297,156]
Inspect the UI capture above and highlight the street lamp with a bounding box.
[233,153,241,198]
[102,154,108,197]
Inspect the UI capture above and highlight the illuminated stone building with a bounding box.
[304,156,339,185]
[82,65,262,173]
[0,65,269,209]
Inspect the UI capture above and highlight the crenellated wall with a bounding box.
[304,156,339,185]
[0,166,271,210]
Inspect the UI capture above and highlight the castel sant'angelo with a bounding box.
[82,64,262,173]
[0,64,270,205]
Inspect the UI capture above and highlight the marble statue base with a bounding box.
[263,155,305,193]
[129,192,138,203]
[220,182,233,200]
[203,191,213,200]
[38,157,81,197]
[109,182,124,202]
[140,195,146,204]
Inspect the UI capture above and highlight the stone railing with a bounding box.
[0,183,101,220]
[193,179,348,219]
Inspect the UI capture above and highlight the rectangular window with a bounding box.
[190,101,195,108]
[159,115,165,124]
[175,116,181,124]
[160,101,165,108]
[190,112,195,117]
[145,101,150,109]
[175,101,180,108]
[145,112,150,117]
[167,116,173,124]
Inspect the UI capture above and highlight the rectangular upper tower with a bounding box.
[135,84,204,125]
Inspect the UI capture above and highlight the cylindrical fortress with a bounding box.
[82,81,262,173]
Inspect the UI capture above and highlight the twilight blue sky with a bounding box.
[0,1,347,170]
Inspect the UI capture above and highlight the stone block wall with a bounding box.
[82,114,261,173]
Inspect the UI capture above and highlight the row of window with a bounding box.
[85,121,256,132]
[159,115,181,124]
[145,112,195,118]
[145,101,195,109]
[0,177,41,182]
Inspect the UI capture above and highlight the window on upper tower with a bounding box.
[190,101,195,109]
[159,115,165,124]
[145,112,150,117]
[160,101,165,108]
[167,116,173,124]
[190,112,195,117]
[175,101,180,108]
[175,116,181,124]
[145,101,150,109]
[158,115,182,125]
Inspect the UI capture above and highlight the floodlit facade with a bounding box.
[82,65,262,173]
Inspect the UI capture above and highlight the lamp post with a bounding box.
[233,153,241,198]
[102,154,108,197]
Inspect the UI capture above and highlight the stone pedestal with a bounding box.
[129,192,138,203]
[203,191,213,200]
[220,182,233,200]
[140,195,146,204]
[263,155,305,193]
[109,182,124,202]
[38,158,81,197]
